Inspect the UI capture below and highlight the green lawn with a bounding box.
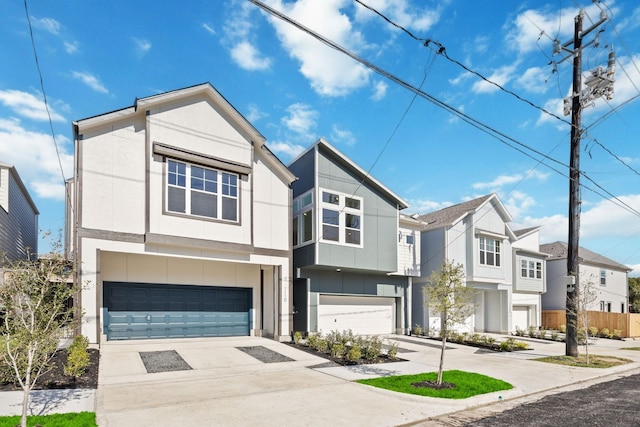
[357,370,513,399]
[0,411,96,427]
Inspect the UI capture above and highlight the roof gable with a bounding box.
[418,193,512,231]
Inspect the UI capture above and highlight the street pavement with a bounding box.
[1,334,639,426]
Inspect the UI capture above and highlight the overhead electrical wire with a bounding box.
[249,0,640,221]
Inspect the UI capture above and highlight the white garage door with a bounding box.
[317,295,395,335]
[512,306,530,332]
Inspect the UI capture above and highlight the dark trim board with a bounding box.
[103,282,252,340]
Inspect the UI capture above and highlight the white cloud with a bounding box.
[581,195,640,239]
[447,104,464,125]
[513,213,567,243]
[133,37,152,55]
[0,118,73,200]
[371,80,387,101]
[267,140,306,160]
[449,71,472,86]
[330,124,356,146]
[202,23,216,35]
[64,41,79,54]
[231,41,272,71]
[471,64,517,94]
[407,198,453,215]
[266,0,371,96]
[353,0,441,31]
[71,71,109,94]
[502,190,536,219]
[515,66,550,94]
[245,104,267,123]
[0,89,65,122]
[472,169,548,192]
[281,103,318,138]
[31,17,61,35]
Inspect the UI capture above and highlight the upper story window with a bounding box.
[520,259,542,279]
[293,191,313,247]
[405,234,414,245]
[167,159,238,222]
[600,269,607,286]
[479,237,500,267]
[320,190,362,246]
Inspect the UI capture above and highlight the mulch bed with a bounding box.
[286,343,405,366]
[0,348,99,391]
[411,380,456,390]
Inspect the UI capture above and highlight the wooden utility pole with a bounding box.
[566,12,583,358]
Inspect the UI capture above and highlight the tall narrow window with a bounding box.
[600,269,607,286]
[293,191,314,246]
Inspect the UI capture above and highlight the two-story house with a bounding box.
[413,193,517,334]
[289,139,416,336]
[67,83,296,344]
[511,226,548,331]
[0,163,38,259]
[540,241,631,313]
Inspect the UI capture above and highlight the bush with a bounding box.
[528,326,537,338]
[537,330,547,339]
[559,324,567,333]
[470,333,481,344]
[64,335,90,378]
[613,329,622,339]
[599,328,610,338]
[386,341,399,359]
[293,331,302,345]
[499,339,514,352]
[307,334,320,350]
[316,338,329,353]
[346,345,361,362]
[330,342,345,358]
[413,324,422,336]
[551,331,559,341]
[588,326,599,337]
[362,336,383,361]
[515,327,525,337]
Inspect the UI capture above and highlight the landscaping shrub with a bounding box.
[515,327,525,337]
[316,338,329,353]
[330,342,345,358]
[551,331,559,341]
[599,328,610,338]
[293,331,302,345]
[346,345,361,362]
[528,326,537,338]
[470,334,481,344]
[362,336,383,361]
[307,334,319,350]
[613,329,622,339]
[537,330,547,339]
[559,324,566,333]
[413,324,422,336]
[64,335,90,378]
[387,341,399,359]
[588,326,599,337]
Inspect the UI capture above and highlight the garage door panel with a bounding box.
[104,282,251,340]
[317,295,395,336]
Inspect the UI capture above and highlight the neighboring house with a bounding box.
[0,163,39,260]
[289,138,415,336]
[540,242,631,313]
[413,193,520,334]
[67,83,296,344]
[511,226,548,331]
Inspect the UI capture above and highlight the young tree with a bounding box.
[574,273,599,364]
[424,260,476,385]
[0,243,77,427]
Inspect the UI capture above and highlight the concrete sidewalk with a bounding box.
[93,335,640,427]
[1,334,638,424]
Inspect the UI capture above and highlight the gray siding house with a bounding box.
[290,139,415,335]
[0,163,38,259]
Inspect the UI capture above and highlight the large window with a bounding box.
[293,191,313,246]
[520,259,542,279]
[479,237,501,267]
[167,159,238,221]
[320,190,362,246]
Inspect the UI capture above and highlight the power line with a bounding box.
[354,0,573,127]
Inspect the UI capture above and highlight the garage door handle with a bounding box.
[146,315,152,322]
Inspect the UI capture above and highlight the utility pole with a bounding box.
[555,9,613,357]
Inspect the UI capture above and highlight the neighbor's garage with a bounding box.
[103,282,251,340]
[317,295,395,335]
[512,305,530,332]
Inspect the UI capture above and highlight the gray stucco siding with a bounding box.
[302,268,407,297]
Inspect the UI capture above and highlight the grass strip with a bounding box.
[535,354,631,368]
[357,369,512,399]
[0,411,96,427]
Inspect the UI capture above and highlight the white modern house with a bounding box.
[511,226,548,331]
[541,242,631,313]
[67,83,296,344]
[0,163,39,260]
[413,193,546,334]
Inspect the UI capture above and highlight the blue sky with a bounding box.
[1,0,640,276]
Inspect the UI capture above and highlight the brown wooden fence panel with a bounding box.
[542,310,640,338]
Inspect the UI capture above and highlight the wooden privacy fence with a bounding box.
[542,310,640,338]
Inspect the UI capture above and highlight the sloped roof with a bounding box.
[513,226,540,238]
[294,138,409,210]
[418,193,512,232]
[540,241,631,272]
[73,83,294,183]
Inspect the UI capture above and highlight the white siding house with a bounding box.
[68,83,296,344]
[511,227,548,331]
[541,242,631,313]
[414,194,517,334]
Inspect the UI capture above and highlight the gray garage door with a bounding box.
[103,282,251,340]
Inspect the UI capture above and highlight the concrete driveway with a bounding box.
[96,335,640,427]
